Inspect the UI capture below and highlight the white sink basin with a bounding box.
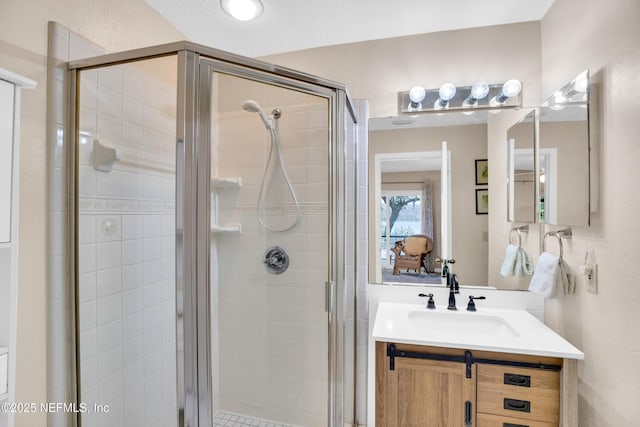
[407,309,519,339]
[372,302,584,359]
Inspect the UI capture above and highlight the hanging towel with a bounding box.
[529,252,575,298]
[558,258,576,295]
[514,247,534,277]
[500,244,519,277]
[500,245,534,277]
[528,252,559,298]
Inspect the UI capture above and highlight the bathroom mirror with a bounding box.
[368,112,489,287]
[538,70,590,226]
[507,109,537,223]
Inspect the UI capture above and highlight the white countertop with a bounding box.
[372,302,584,360]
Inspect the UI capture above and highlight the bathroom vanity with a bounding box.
[372,303,583,427]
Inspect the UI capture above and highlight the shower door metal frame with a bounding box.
[67,41,355,427]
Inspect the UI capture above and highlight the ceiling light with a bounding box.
[221,0,263,21]
[434,82,456,109]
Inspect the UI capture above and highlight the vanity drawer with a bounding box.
[477,412,557,427]
[477,364,560,423]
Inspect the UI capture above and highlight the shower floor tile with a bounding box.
[214,410,295,427]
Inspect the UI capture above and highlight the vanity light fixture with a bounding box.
[398,80,523,115]
[434,82,456,110]
[221,0,264,21]
[490,79,523,107]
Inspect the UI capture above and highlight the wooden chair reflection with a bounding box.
[391,234,434,275]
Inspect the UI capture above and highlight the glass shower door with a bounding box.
[203,64,332,427]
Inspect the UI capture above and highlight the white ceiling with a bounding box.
[145,0,555,57]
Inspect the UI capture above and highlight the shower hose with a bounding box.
[256,125,300,232]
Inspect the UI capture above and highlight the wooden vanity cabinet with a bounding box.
[376,342,566,427]
[379,356,476,426]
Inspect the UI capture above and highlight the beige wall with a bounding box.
[540,0,640,425]
[0,2,184,425]
[262,22,543,118]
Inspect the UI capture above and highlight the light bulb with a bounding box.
[573,72,588,93]
[409,86,426,104]
[439,82,456,101]
[470,82,490,100]
[491,79,522,106]
[434,82,456,109]
[221,0,263,21]
[502,79,522,98]
[463,82,490,108]
[553,91,567,104]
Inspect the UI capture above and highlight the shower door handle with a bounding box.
[325,281,333,313]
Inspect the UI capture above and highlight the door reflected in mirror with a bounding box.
[507,109,537,223]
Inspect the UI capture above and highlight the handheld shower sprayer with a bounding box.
[240,99,300,232]
[242,100,272,129]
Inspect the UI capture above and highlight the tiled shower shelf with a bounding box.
[211,223,242,233]
[211,177,242,189]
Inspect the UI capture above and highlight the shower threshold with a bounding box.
[214,410,296,427]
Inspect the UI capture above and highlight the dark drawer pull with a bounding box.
[503,423,529,427]
[504,398,531,413]
[504,373,531,387]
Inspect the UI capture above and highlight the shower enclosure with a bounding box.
[65,42,357,427]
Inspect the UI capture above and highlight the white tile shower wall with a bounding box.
[76,60,178,427]
[214,102,329,427]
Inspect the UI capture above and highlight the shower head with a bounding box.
[242,100,272,129]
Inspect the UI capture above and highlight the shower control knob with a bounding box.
[263,246,289,274]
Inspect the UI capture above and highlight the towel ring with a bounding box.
[509,225,528,247]
[543,231,564,260]
[509,228,522,247]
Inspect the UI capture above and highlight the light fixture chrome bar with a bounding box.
[399,82,522,114]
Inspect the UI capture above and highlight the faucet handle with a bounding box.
[418,293,436,309]
[450,273,460,293]
[466,295,486,312]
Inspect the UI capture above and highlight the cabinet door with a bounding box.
[0,79,15,243]
[389,357,476,426]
